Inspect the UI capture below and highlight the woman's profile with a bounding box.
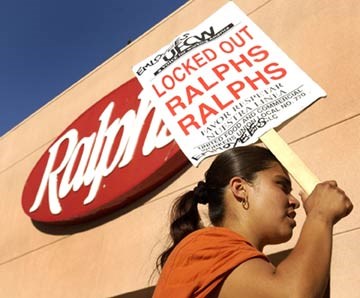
[153,145,353,298]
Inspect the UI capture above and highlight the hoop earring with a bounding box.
[242,198,249,210]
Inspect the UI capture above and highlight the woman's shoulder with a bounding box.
[175,226,257,254]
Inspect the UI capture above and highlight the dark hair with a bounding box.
[156,145,279,270]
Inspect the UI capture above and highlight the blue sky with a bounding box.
[0,0,187,137]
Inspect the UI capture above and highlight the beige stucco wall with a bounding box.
[0,0,359,297]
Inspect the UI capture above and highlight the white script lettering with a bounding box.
[30,93,173,214]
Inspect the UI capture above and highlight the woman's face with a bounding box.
[247,162,300,247]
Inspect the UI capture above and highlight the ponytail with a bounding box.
[156,183,206,270]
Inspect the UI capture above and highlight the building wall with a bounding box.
[0,0,359,297]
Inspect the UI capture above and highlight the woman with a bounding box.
[153,146,353,298]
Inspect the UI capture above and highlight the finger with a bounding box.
[326,180,338,187]
[345,200,353,216]
[299,190,308,203]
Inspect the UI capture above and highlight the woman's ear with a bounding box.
[229,177,248,201]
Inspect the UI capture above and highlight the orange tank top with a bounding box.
[153,227,267,298]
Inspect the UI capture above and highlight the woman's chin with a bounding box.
[270,229,293,245]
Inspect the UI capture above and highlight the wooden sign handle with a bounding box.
[260,129,320,195]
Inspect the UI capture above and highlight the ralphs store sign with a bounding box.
[22,78,188,223]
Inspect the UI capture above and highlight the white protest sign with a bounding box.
[133,1,326,167]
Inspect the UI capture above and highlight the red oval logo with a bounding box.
[22,77,188,223]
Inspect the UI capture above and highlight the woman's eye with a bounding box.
[277,182,291,194]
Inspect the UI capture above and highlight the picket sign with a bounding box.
[260,129,320,195]
[133,2,325,194]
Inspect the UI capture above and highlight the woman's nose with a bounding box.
[289,194,300,209]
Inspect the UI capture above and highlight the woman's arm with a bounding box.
[218,181,353,298]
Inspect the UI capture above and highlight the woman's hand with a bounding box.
[299,181,353,225]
